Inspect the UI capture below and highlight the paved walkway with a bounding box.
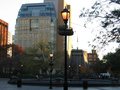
[0,78,120,90]
[1,84,120,90]
[8,78,120,87]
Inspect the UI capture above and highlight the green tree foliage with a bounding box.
[103,48,120,74]
[80,0,120,48]
[12,44,24,60]
[90,60,108,73]
[19,41,51,76]
[25,41,51,61]
[35,41,50,61]
[18,41,64,77]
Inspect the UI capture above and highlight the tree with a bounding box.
[15,41,65,77]
[90,60,108,73]
[19,41,51,76]
[35,41,51,61]
[80,0,120,49]
[103,48,120,75]
[12,44,24,60]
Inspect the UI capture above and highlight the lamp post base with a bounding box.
[64,82,68,90]
[49,86,52,89]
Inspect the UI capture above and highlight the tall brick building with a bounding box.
[0,19,8,60]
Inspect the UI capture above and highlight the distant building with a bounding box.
[8,31,12,44]
[14,0,73,58]
[44,0,65,54]
[70,49,88,67]
[87,50,99,65]
[7,31,12,57]
[14,3,57,52]
[44,0,73,56]
[0,19,8,60]
[69,49,88,78]
[66,4,73,57]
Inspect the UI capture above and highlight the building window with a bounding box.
[31,19,39,29]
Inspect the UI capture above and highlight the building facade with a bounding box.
[45,0,73,57]
[0,19,8,60]
[70,49,88,67]
[14,3,57,53]
[45,0,65,54]
[7,31,12,57]
[87,50,99,65]
[69,49,88,78]
[15,0,73,57]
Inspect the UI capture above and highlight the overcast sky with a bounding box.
[0,0,94,35]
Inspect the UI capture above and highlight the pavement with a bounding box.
[8,78,120,87]
[0,78,120,90]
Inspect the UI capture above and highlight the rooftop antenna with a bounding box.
[77,32,79,50]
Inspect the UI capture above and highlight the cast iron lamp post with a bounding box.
[17,64,23,88]
[49,53,53,89]
[59,7,73,90]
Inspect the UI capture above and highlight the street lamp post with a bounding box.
[58,7,73,90]
[49,53,53,89]
[78,65,81,79]
[17,64,23,88]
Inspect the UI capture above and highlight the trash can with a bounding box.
[83,80,88,89]
[17,78,22,87]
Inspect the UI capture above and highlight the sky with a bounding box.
[0,0,118,59]
[0,0,94,34]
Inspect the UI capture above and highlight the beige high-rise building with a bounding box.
[45,0,73,57]
[15,17,56,48]
[15,0,73,57]
[45,0,64,54]
[15,3,57,53]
